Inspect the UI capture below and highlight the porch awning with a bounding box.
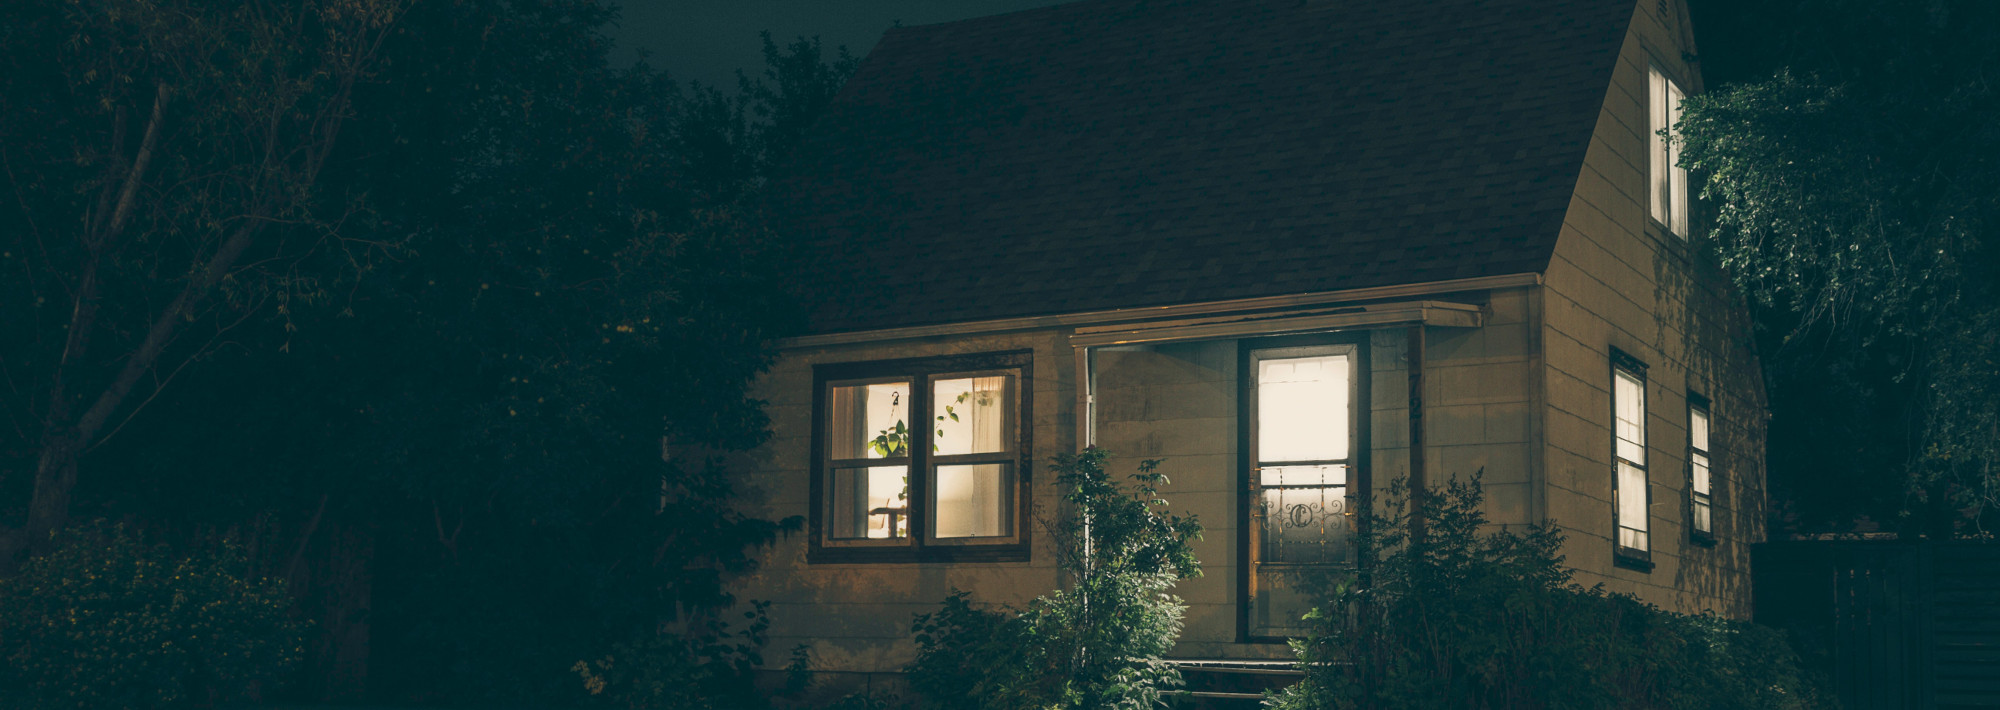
[1067,300,1481,348]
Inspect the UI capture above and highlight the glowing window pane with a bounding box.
[1260,484,1352,565]
[1692,451,1711,495]
[1668,81,1689,236]
[933,375,1012,456]
[933,463,1013,538]
[1618,460,1649,551]
[1260,465,1346,488]
[831,466,909,539]
[1614,369,1645,465]
[1257,355,1351,463]
[1690,407,1710,452]
[829,382,911,460]
[1650,66,1670,226]
[1649,65,1689,237]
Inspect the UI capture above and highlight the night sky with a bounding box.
[609,0,1071,87]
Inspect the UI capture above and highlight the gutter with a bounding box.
[774,272,1543,349]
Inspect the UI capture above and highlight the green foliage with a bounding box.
[0,523,304,709]
[572,601,773,710]
[3,0,857,703]
[1270,474,1828,710]
[1675,1,2000,534]
[907,449,1202,710]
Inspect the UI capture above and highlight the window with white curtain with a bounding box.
[1689,394,1714,541]
[1612,351,1651,564]
[1649,64,1689,237]
[813,352,1030,563]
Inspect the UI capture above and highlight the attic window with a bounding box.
[1649,65,1689,237]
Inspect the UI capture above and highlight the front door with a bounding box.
[1245,343,1361,638]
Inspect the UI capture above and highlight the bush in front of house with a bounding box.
[1268,473,1830,710]
[906,449,1203,710]
[571,601,775,710]
[0,522,304,709]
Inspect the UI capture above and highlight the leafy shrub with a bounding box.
[0,523,304,709]
[573,600,774,709]
[907,449,1202,710]
[1270,473,1829,710]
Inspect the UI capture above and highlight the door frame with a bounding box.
[1236,331,1373,643]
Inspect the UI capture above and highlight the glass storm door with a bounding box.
[1247,345,1358,638]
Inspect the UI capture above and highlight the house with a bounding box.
[733,0,1766,689]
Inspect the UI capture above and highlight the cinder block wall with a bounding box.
[731,329,1076,676]
[1090,292,1539,655]
[1092,341,1243,654]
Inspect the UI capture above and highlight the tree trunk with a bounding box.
[23,431,84,555]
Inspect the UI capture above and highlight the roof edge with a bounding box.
[775,272,1543,349]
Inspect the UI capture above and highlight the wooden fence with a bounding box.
[1754,540,2000,709]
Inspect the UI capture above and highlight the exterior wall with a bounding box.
[1092,341,1248,655]
[729,329,1077,684]
[1539,0,1768,617]
[734,287,1544,676]
[1085,287,1539,656]
[731,1,1770,678]
[1420,287,1541,531]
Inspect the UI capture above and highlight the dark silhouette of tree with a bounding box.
[3,0,854,701]
[1682,0,2000,536]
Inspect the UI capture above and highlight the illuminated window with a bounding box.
[1649,64,1689,237]
[1247,342,1361,638]
[827,380,914,539]
[1611,350,1651,567]
[812,352,1030,563]
[1688,393,1714,542]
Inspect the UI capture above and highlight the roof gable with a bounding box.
[778,0,1637,334]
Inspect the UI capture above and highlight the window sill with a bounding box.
[1612,548,1654,573]
[1644,217,1693,256]
[1688,532,1717,548]
[808,543,1030,565]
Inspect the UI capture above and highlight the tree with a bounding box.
[0,0,404,566]
[1678,0,2000,535]
[3,0,856,701]
[907,450,1202,710]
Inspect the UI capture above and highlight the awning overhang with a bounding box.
[1067,300,1482,348]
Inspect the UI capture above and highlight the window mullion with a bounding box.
[911,374,931,549]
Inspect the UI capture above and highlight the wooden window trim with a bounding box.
[1236,332,1372,644]
[808,350,1034,564]
[1647,62,1691,240]
[1687,391,1717,547]
[1610,348,1653,572]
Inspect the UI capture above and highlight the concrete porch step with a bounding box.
[1167,658,1305,709]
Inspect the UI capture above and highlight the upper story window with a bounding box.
[1611,350,1652,569]
[811,351,1032,563]
[1688,393,1715,543]
[1649,64,1689,238]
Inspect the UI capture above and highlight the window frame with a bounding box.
[1648,62,1690,239]
[808,350,1033,564]
[1236,332,1372,643]
[1687,391,1716,546]
[1610,348,1653,571]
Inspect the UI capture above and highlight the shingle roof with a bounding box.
[776,0,1635,334]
